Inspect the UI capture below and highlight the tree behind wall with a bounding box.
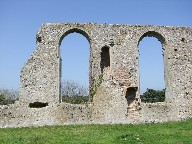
[61,81,89,104]
[141,88,165,103]
[0,89,19,105]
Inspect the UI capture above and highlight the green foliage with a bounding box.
[141,88,165,103]
[62,96,89,104]
[61,81,89,104]
[90,74,103,101]
[0,118,192,144]
[61,81,88,97]
[0,89,18,105]
[61,75,103,104]
[0,94,5,105]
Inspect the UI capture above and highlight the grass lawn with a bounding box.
[0,118,192,144]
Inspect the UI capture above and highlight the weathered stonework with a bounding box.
[0,23,192,128]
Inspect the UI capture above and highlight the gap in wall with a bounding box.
[139,36,165,102]
[60,32,89,103]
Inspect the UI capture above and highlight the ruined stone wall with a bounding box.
[0,23,192,128]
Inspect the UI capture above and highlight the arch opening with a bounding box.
[138,31,165,46]
[138,31,165,103]
[59,30,90,104]
[59,28,90,46]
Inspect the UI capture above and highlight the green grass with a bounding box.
[0,119,192,144]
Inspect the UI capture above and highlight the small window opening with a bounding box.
[125,87,137,106]
[100,46,110,73]
[29,102,48,108]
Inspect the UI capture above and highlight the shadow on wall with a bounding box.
[100,46,110,73]
[125,87,137,106]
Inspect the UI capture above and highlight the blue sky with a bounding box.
[0,0,192,93]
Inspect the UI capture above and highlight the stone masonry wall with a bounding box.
[0,23,192,128]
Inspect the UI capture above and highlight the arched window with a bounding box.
[60,31,90,103]
[100,46,110,73]
[138,31,165,102]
